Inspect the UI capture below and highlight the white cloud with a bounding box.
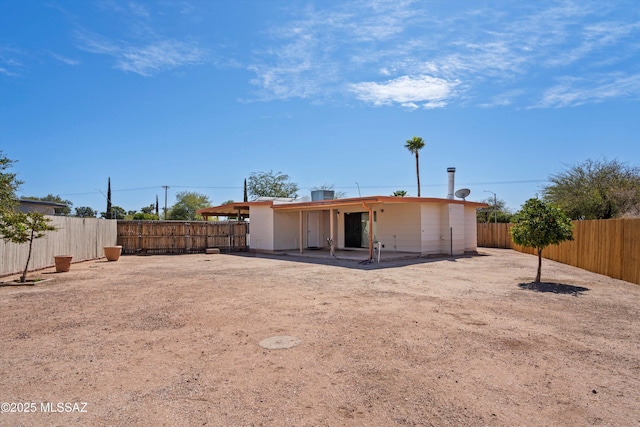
[349,75,458,109]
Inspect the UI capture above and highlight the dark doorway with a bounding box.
[344,213,362,248]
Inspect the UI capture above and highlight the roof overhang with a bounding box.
[271,196,487,211]
[196,201,270,218]
[197,196,487,218]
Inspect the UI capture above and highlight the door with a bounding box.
[307,211,320,248]
[344,213,362,248]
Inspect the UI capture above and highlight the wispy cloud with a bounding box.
[117,40,204,76]
[0,45,24,77]
[75,30,205,77]
[49,51,80,66]
[247,0,640,109]
[247,0,421,102]
[534,74,640,108]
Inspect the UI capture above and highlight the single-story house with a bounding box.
[197,193,486,259]
[18,199,67,215]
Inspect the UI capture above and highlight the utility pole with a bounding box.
[484,190,497,224]
[162,185,169,220]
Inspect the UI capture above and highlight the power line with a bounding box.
[59,179,549,197]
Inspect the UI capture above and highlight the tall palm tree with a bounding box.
[405,136,426,196]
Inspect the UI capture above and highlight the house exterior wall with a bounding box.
[19,202,56,215]
[273,210,301,250]
[248,205,274,251]
[421,203,443,255]
[320,210,332,248]
[464,206,478,252]
[376,203,421,252]
[448,203,466,255]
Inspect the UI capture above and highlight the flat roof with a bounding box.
[197,196,487,217]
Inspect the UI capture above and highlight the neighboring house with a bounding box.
[18,199,67,215]
[197,194,486,258]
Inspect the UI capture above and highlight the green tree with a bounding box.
[0,151,22,213]
[101,205,126,219]
[24,194,72,216]
[405,136,426,197]
[543,158,640,219]
[510,198,574,283]
[392,190,408,197]
[247,170,298,199]
[106,177,112,218]
[141,204,155,214]
[0,211,57,282]
[168,191,211,220]
[74,206,97,218]
[477,197,513,223]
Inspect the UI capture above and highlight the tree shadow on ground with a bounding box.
[518,282,589,296]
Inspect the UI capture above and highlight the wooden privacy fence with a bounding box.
[477,219,640,285]
[117,220,248,255]
[0,216,117,276]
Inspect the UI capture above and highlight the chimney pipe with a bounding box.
[447,167,455,199]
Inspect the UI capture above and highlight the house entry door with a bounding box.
[307,211,320,248]
[344,213,362,248]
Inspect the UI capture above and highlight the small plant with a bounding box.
[0,211,57,283]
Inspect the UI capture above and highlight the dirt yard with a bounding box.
[1,248,639,426]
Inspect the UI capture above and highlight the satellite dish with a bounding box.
[455,188,471,200]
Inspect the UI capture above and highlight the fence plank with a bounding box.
[477,219,640,285]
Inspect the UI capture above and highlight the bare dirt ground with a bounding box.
[1,248,639,427]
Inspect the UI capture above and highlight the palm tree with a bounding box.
[405,136,426,197]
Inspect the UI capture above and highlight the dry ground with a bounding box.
[1,248,639,427]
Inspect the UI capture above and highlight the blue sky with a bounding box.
[1,0,639,215]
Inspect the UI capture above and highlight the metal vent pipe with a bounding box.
[447,167,456,199]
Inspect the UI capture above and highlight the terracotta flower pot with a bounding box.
[54,255,73,273]
[104,245,122,261]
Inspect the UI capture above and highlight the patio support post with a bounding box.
[329,208,335,256]
[299,210,303,254]
[362,202,374,261]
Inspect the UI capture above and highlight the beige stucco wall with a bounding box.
[375,203,421,252]
[464,205,479,252]
[273,210,301,250]
[420,203,442,255]
[449,203,466,255]
[248,205,274,251]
